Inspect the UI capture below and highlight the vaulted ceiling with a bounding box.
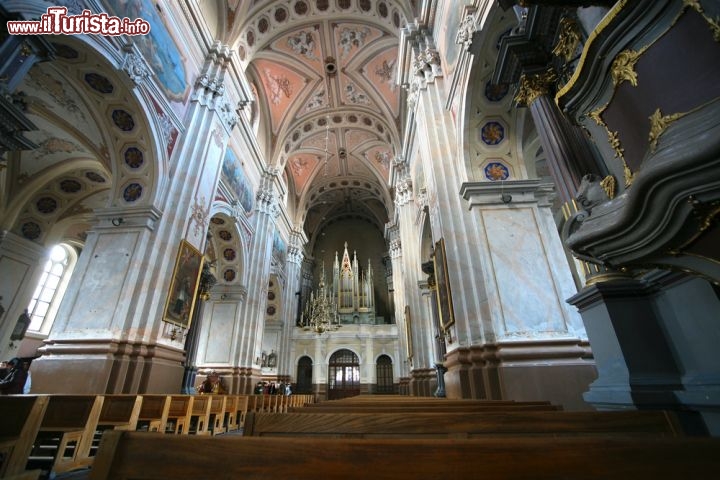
[210,0,416,239]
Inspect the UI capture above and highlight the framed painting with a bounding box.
[404,305,413,360]
[433,238,455,332]
[163,240,204,328]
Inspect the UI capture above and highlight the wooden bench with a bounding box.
[88,431,720,479]
[96,395,142,431]
[165,395,194,434]
[300,398,555,407]
[135,395,171,432]
[206,395,226,435]
[242,410,684,438]
[235,395,250,428]
[0,396,48,477]
[188,395,212,435]
[28,395,103,474]
[289,403,561,414]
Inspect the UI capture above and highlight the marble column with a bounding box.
[31,44,238,394]
[515,70,605,203]
[394,162,437,396]
[232,172,281,393]
[277,228,306,382]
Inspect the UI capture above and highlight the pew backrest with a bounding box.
[88,430,720,480]
[243,410,684,438]
[0,396,49,476]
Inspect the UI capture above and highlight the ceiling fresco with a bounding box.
[224,0,412,239]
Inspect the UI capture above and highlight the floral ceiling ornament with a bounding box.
[190,196,209,237]
[339,27,370,58]
[287,30,318,60]
[122,45,151,85]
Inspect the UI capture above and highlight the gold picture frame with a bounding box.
[163,239,204,329]
[433,238,455,332]
[404,305,413,360]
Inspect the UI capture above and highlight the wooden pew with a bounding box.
[301,398,554,407]
[165,395,194,434]
[88,431,720,479]
[242,410,684,438]
[135,395,170,432]
[28,395,103,474]
[188,395,212,435]
[289,403,561,414]
[206,395,226,435]
[0,396,48,477]
[96,395,142,431]
[222,395,240,432]
[233,395,250,429]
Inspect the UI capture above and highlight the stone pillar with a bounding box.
[515,70,605,203]
[277,228,306,381]
[31,43,238,394]
[196,286,247,394]
[364,335,374,393]
[232,173,281,392]
[313,335,326,399]
[0,231,48,360]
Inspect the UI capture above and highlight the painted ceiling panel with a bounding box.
[362,47,400,117]
[334,23,385,65]
[254,59,311,134]
[288,152,321,193]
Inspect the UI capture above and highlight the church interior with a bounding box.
[1,0,720,476]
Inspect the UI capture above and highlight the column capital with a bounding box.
[389,238,402,259]
[287,245,304,266]
[455,11,478,51]
[395,174,413,207]
[514,69,557,107]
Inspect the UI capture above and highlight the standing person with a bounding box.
[284,382,292,396]
[0,358,28,395]
[22,360,31,394]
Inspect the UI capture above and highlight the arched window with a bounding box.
[328,349,360,400]
[376,355,394,394]
[296,356,313,393]
[27,244,77,334]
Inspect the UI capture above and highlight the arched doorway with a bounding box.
[375,355,394,394]
[296,356,313,394]
[328,349,360,400]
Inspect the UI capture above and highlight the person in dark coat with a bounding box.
[0,358,29,395]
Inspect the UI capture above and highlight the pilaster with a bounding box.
[277,227,306,378]
[30,43,238,394]
[234,172,281,383]
[0,231,48,360]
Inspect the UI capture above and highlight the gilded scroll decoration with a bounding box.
[600,175,617,200]
[552,17,581,62]
[683,0,720,41]
[669,198,720,254]
[610,49,644,87]
[623,163,635,188]
[514,69,557,107]
[648,108,686,152]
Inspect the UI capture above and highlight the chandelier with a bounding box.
[300,277,340,334]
